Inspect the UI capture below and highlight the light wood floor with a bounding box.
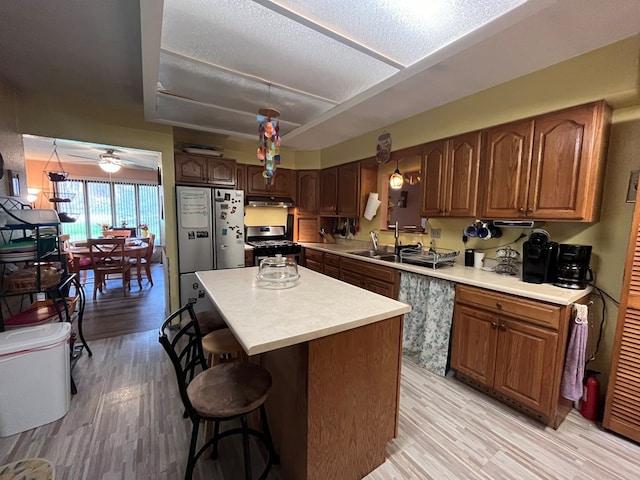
[2,322,639,479]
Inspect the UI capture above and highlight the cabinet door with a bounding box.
[297,217,319,242]
[481,120,534,219]
[246,165,270,194]
[420,140,447,217]
[528,105,594,220]
[271,168,294,197]
[493,317,558,414]
[319,167,338,215]
[208,158,236,186]
[451,304,498,386]
[175,154,208,185]
[244,248,254,267]
[297,170,319,215]
[337,163,360,217]
[447,132,480,217]
[236,164,246,191]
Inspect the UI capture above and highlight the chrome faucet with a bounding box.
[370,231,379,252]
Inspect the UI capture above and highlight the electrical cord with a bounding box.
[585,282,619,366]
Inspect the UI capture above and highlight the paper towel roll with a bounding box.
[364,193,381,220]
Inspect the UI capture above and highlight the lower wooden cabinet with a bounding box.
[323,253,340,279]
[244,248,254,267]
[339,257,399,299]
[451,284,582,428]
[303,248,324,273]
[302,248,399,298]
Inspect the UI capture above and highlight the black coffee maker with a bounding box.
[553,244,592,289]
[522,231,558,284]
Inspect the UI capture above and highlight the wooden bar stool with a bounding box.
[201,328,246,366]
[201,327,247,455]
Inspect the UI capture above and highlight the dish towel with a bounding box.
[560,304,589,402]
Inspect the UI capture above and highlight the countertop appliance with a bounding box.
[176,186,245,313]
[522,229,558,284]
[246,225,302,266]
[553,244,592,289]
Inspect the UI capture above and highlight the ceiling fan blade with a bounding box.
[68,153,97,161]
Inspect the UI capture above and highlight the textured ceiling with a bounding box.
[1,0,640,160]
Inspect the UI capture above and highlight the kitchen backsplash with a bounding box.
[244,207,288,227]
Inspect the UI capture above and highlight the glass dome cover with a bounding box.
[256,254,299,287]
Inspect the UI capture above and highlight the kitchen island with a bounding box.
[195,266,411,480]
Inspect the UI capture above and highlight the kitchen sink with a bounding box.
[348,250,399,263]
[349,250,380,257]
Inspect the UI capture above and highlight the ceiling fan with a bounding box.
[67,148,132,173]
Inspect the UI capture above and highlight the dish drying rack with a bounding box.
[399,247,460,269]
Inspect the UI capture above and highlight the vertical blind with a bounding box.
[59,179,161,241]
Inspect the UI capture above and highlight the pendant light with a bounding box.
[389,156,403,190]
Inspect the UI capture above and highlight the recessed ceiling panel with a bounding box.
[270,0,527,66]
[161,0,399,102]
[155,94,299,137]
[158,52,335,125]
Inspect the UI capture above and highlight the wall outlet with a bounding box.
[431,227,441,239]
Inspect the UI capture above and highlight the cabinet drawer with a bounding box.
[304,248,324,263]
[324,253,340,267]
[456,285,561,330]
[340,270,362,287]
[340,257,397,284]
[363,277,396,298]
[324,264,340,279]
[305,258,323,273]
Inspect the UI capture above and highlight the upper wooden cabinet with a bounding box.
[236,164,246,192]
[337,162,360,217]
[246,165,295,198]
[480,101,611,221]
[319,167,338,215]
[175,153,237,187]
[420,132,480,218]
[319,162,377,217]
[296,170,319,216]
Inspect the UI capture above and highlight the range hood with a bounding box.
[246,195,295,208]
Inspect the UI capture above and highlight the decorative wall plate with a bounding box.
[376,132,391,163]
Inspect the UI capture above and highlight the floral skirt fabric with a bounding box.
[398,272,455,376]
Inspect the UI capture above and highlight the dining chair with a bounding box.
[87,238,131,299]
[159,304,278,480]
[129,233,155,287]
[103,230,131,238]
[63,236,92,285]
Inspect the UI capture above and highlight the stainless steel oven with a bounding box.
[246,225,302,266]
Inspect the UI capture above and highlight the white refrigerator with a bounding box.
[176,186,245,313]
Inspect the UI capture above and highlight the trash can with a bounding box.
[0,322,71,437]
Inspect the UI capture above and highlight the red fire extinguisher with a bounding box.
[580,370,600,421]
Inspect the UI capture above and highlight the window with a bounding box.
[60,179,160,241]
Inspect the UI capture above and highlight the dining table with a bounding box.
[68,239,149,289]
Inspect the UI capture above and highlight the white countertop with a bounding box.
[302,242,592,305]
[195,266,411,355]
